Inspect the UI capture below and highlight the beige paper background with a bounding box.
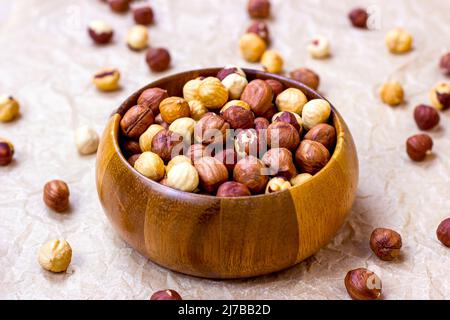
[0,0,449,299]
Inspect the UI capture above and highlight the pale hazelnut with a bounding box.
[150,289,182,300]
[307,35,331,59]
[0,95,20,122]
[301,99,331,130]
[414,104,440,131]
[169,117,196,143]
[108,0,129,13]
[134,151,165,181]
[272,111,303,132]
[439,52,450,76]
[429,81,450,110]
[43,180,70,213]
[241,79,273,116]
[261,50,284,74]
[220,100,251,114]
[159,97,190,124]
[290,173,312,186]
[247,21,270,44]
[139,124,165,152]
[183,78,203,102]
[370,228,402,261]
[151,129,183,162]
[133,5,154,25]
[38,239,72,273]
[193,113,230,145]
[345,268,382,300]
[380,81,404,106]
[194,156,229,193]
[267,122,300,151]
[198,77,229,109]
[0,138,14,166]
[120,104,155,139]
[239,33,267,62]
[385,28,413,54]
[75,126,99,155]
[304,123,336,150]
[166,155,192,174]
[295,140,330,174]
[88,20,113,44]
[166,162,199,192]
[137,88,168,115]
[221,73,248,100]
[234,129,259,157]
[289,68,320,90]
[265,79,284,97]
[247,0,271,19]
[223,106,255,129]
[126,25,149,51]
[233,156,269,194]
[437,218,450,247]
[146,47,171,72]
[275,88,307,115]
[216,181,251,197]
[265,177,291,194]
[262,148,297,179]
[406,133,433,162]
[188,100,208,121]
[93,68,120,92]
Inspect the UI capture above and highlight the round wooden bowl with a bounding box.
[96,68,359,279]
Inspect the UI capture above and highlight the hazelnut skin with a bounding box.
[370,228,402,261]
[186,144,208,164]
[137,88,168,116]
[241,79,274,116]
[247,0,271,19]
[120,104,155,139]
[304,123,336,151]
[436,218,450,247]
[88,20,113,45]
[265,79,284,97]
[295,140,330,174]
[262,148,297,179]
[217,66,246,81]
[43,180,70,213]
[194,157,229,193]
[289,68,320,90]
[155,113,169,129]
[413,104,440,131]
[267,122,300,151]
[146,47,171,72]
[133,6,154,25]
[128,154,141,167]
[406,133,433,162]
[348,8,368,29]
[151,129,183,162]
[254,117,270,144]
[0,140,14,166]
[223,106,255,129]
[150,289,182,300]
[429,82,450,110]
[345,268,382,300]
[440,52,450,76]
[108,0,129,13]
[159,97,190,124]
[214,148,238,173]
[247,21,270,44]
[234,129,259,157]
[233,156,269,194]
[193,113,230,145]
[122,140,142,157]
[273,111,301,132]
[38,239,72,273]
[216,181,251,197]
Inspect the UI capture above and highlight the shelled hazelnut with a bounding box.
[183,78,203,102]
[186,144,207,163]
[345,268,382,300]
[137,88,168,115]
[272,111,302,132]
[234,129,259,157]
[193,112,230,145]
[302,99,331,130]
[43,180,70,213]
[146,47,171,72]
[126,25,149,51]
[247,0,271,19]
[290,173,312,186]
[169,117,196,143]
[128,154,141,166]
[370,228,402,261]
[380,81,404,106]
[413,104,440,130]
[307,36,331,59]
[151,129,183,162]
[214,148,238,173]
[295,140,330,174]
[437,218,450,247]
[150,289,182,300]
[159,97,190,124]
[233,156,269,194]
[134,151,165,181]
[75,126,99,155]
[219,68,248,100]
[262,148,297,179]
[120,104,155,139]
[188,100,208,121]
[254,117,270,144]
[304,123,336,151]
[406,133,433,162]
[275,88,307,115]
[265,177,291,194]
[122,140,141,156]
[0,138,14,166]
[155,113,169,129]
[139,124,165,152]
[267,122,300,151]
[385,28,413,54]
[108,0,129,13]
[348,8,368,29]
[247,21,270,44]
[93,68,120,92]
[194,157,228,193]
[239,33,267,62]
[88,20,113,45]
[38,239,72,273]
[217,181,251,197]
[0,95,20,122]
[223,106,255,129]
[261,50,284,74]
[429,82,450,110]
[166,162,199,192]
[241,79,273,116]
[440,52,450,76]
[265,79,284,97]
[221,100,251,114]
[289,68,320,90]
[198,77,229,109]
[133,5,154,25]
[166,155,192,174]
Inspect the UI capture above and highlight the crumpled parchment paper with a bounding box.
[0,0,449,300]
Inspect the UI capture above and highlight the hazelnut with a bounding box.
[221,73,248,100]
[122,140,141,156]
[289,68,320,90]
[134,151,165,181]
[87,20,113,45]
[188,100,208,121]
[151,129,183,162]
[307,35,331,59]
[150,289,182,300]
[261,50,284,74]
[183,78,203,102]
[120,104,155,139]
[262,148,297,179]
[247,0,270,19]
[233,156,269,194]
[137,88,168,115]
[169,117,196,143]
[0,139,14,166]
[348,8,368,29]
[217,66,246,81]
[267,122,300,151]
[275,88,308,115]
[126,25,149,51]
[93,68,120,92]
[406,133,433,162]
[380,81,404,106]
[38,239,72,273]
[220,100,251,114]
[385,28,413,54]
[155,113,169,129]
[146,47,171,72]
[0,95,20,122]
[159,97,190,124]
[304,123,336,151]
[290,173,312,186]
[265,177,291,194]
[194,156,228,193]
[370,228,403,261]
[186,144,207,163]
[429,82,450,110]
[265,79,284,97]
[74,126,99,155]
[198,77,229,109]
[43,180,70,213]
[437,218,450,247]
[166,155,192,174]
[439,52,450,76]
[139,124,165,152]
[108,0,129,13]
[234,129,259,157]
[223,106,255,129]
[254,117,270,132]
[133,6,154,25]
[247,21,270,44]
[239,33,267,62]
[295,140,330,174]
[216,181,251,197]
[166,162,199,192]
[128,154,141,166]
[302,99,331,130]
[413,104,440,131]
[214,148,238,173]
[345,268,382,300]
[193,113,230,145]
[241,79,273,116]
[272,111,302,132]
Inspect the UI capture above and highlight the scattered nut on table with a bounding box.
[440,52,450,76]
[108,0,129,13]
[239,33,267,62]
[380,81,404,106]
[348,7,369,29]
[247,0,271,19]
[406,133,433,162]
[289,68,320,90]
[385,28,413,54]
[133,5,154,25]
[437,218,450,247]
[38,239,72,273]
[261,50,284,74]
[126,25,149,51]
[43,180,70,213]
[88,20,113,45]
[0,95,20,122]
[146,47,171,72]
[0,138,14,166]
[370,228,403,261]
[75,126,99,155]
[345,268,382,300]
[414,104,440,131]
[247,21,270,44]
[134,151,165,181]
[307,35,331,59]
[429,81,450,110]
[150,289,182,300]
[93,68,120,92]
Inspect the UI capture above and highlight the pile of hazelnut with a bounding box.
[119,66,335,197]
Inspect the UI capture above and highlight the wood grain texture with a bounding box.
[96,68,358,279]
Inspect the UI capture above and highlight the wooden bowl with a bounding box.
[96,68,358,279]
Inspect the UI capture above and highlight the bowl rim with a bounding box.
[110,68,348,200]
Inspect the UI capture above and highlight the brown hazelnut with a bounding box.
[413,104,440,131]
[345,268,382,300]
[370,228,402,261]
[241,79,274,116]
[108,0,129,13]
[43,180,70,213]
[137,88,168,116]
[146,48,171,72]
[150,289,182,300]
[262,148,297,179]
[440,52,450,76]
[406,133,433,162]
[151,129,183,162]
[437,218,450,247]
[223,106,255,129]
[260,104,277,121]
[186,144,208,163]
[193,113,230,145]
[122,140,142,157]
[233,156,269,194]
[217,66,246,81]
[0,139,14,166]
[88,21,113,45]
[348,8,368,29]
[214,148,238,173]
[159,97,190,124]
[289,68,320,90]
[133,6,154,25]
[304,123,336,151]
[267,122,300,151]
[216,181,251,197]
[128,154,141,167]
[273,111,301,132]
[254,117,270,132]
[247,21,270,44]
[295,140,330,174]
[265,79,284,97]
[155,113,169,129]
[429,82,450,110]
[194,157,229,193]
[120,105,155,139]
[247,0,271,19]
[234,129,259,157]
